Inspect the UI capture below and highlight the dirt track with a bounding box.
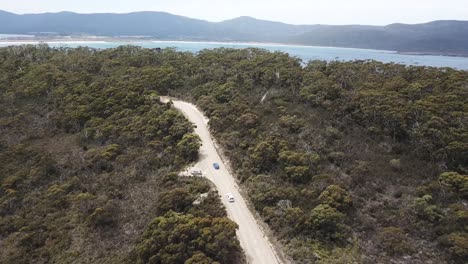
[161,97,282,264]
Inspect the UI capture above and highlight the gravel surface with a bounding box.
[161,97,282,264]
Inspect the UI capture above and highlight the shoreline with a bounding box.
[0,37,397,53]
[0,40,109,45]
[0,37,467,59]
[150,40,397,53]
[397,51,468,58]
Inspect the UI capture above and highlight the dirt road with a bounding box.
[161,97,282,264]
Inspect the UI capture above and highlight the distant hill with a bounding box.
[1,10,468,56]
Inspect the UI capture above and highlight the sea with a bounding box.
[1,40,468,70]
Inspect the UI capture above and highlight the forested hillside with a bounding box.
[0,45,242,264]
[1,45,467,263]
[170,48,467,263]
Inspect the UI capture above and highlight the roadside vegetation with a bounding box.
[1,45,466,263]
[184,50,467,264]
[0,45,241,264]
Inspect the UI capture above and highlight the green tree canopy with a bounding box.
[136,211,240,264]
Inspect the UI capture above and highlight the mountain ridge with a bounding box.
[1,10,468,56]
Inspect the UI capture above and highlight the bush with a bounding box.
[318,185,352,211]
[176,133,201,162]
[309,204,346,240]
[156,187,194,214]
[88,207,114,227]
[440,232,468,263]
[263,206,306,236]
[278,115,303,133]
[325,126,341,139]
[439,172,468,199]
[135,211,240,264]
[236,113,259,129]
[284,166,311,183]
[328,151,345,164]
[413,195,444,223]
[389,159,401,171]
[378,227,413,256]
[100,144,122,160]
[184,252,218,264]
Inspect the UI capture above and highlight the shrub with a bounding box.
[263,206,306,236]
[88,207,114,227]
[328,151,345,164]
[185,252,218,264]
[73,192,96,214]
[413,195,444,223]
[250,138,282,172]
[176,133,201,162]
[284,166,311,183]
[236,113,259,129]
[318,185,353,211]
[278,115,303,133]
[378,227,412,255]
[325,126,341,139]
[389,159,401,171]
[136,211,240,264]
[156,187,194,214]
[309,204,346,240]
[439,232,468,263]
[438,203,468,234]
[439,172,468,199]
[100,144,122,160]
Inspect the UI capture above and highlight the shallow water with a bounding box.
[2,40,468,70]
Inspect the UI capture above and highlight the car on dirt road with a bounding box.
[226,193,235,202]
[190,168,202,176]
[213,163,220,169]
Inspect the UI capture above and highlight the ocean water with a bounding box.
[1,40,468,70]
[0,34,36,39]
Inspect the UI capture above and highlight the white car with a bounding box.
[190,168,202,176]
[226,193,235,202]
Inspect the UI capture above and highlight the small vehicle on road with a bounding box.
[190,168,202,176]
[226,193,235,202]
[213,163,220,169]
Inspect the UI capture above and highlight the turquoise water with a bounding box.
[2,40,468,70]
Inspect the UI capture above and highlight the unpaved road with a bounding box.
[161,97,281,264]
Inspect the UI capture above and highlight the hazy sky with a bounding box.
[1,0,467,25]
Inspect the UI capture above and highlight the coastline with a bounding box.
[3,37,467,57]
[0,40,109,45]
[1,37,468,67]
[397,51,468,58]
[150,39,397,53]
[0,36,396,53]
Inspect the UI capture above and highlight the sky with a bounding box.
[1,0,467,25]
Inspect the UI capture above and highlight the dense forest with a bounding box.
[0,45,467,263]
[0,45,242,264]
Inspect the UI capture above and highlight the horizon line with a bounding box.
[1,9,467,27]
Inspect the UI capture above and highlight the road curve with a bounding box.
[161,97,282,264]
